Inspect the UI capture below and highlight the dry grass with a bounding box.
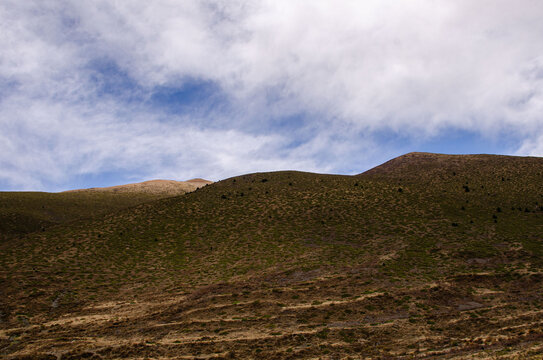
[1,153,542,359]
[65,178,213,196]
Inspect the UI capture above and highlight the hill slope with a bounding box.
[1,154,542,359]
[65,178,212,195]
[0,179,212,238]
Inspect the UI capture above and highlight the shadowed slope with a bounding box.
[0,179,212,239]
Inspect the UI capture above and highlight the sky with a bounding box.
[1,1,543,191]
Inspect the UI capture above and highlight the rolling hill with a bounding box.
[1,153,542,359]
[0,179,212,239]
[64,178,212,195]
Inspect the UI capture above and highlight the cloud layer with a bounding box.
[1,1,543,190]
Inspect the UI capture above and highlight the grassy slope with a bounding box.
[0,192,164,238]
[1,153,543,359]
[0,178,209,238]
[361,152,543,273]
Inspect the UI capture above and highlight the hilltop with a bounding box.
[0,153,542,359]
[363,151,539,178]
[65,178,213,195]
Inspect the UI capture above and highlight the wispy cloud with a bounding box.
[1,1,543,190]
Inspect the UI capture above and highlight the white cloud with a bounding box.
[0,93,329,190]
[1,1,543,189]
[58,0,543,132]
[516,133,543,157]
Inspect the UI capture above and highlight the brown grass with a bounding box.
[64,179,213,195]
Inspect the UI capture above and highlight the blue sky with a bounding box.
[1,1,543,191]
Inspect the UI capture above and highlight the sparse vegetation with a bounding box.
[1,152,542,359]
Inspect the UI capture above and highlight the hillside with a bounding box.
[1,153,542,359]
[0,179,212,238]
[65,179,212,195]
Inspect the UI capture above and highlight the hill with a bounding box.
[1,153,542,359]
[65,178,212,195]
[0,179,212,239]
